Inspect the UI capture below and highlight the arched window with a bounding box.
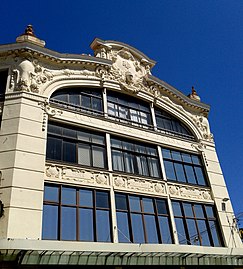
[154,108,194,139]
[50,87,103,115]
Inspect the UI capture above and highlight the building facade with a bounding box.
[0,26,242,268]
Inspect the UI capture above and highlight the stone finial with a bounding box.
[16,25,45,47]
[188,86,201,101]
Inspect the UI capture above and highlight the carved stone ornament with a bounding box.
[10,58,53,93]
[168,184,212,201]
[46,165,60,178]
[191,115,214,141]
[191,142,206,152]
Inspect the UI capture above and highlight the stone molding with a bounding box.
[45,163,212,202]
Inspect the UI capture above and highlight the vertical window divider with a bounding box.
[110,186,118,243]
[157,145,166,181]
[106,133,113,171]
[167,197,179,244]
[150,102,157,131]
[103,87,108,117]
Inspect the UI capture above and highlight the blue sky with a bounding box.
[1,0,243,218]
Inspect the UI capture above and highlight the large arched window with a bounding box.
[154,108,194,139]
[50,87,103,115]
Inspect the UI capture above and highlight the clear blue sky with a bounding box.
[1,0,242,217]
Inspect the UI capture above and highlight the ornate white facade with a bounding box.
[0,26,242,268]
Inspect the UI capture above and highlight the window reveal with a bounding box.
[42,184,112,242]
[46,123,107,169]
[172,201,222,247]
[162,148,207,186]
[111,137,161,178]
[115,193,173,244]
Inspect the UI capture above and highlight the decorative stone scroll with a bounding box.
[45,164,109,187]
[113,175,166,195]
[168,184,212,201]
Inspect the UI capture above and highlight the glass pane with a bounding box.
[96,191,109,208]
[171,151,182,161]
[91,134,105,145]
[184,165,196,184]
[79,208,94,241]
[162,149,172,159]
[124,153,135,173]
[172,201,182,216]
[46,137,62,160]
[69,93,80,106]
[79,189,93,207]
[111,139,122,148]
[42,205,58,240]
[131,214,145,243]
[62,187,76,205]
[159,216,172,244]
[92,98,102,111]
[209,220,221,246]
[194,204,204,218]
[77,131,90,142]
[48,124,62,135]
[112,150,124,171]
[148,157,160,178]
[144,215,159,243]
[164,161,176,180]
[107,102,118,117]
[52,92,68,102]
[156,199,168,215]
[81,95,91,108]
[96,210,111,242]
[92,146,105,168]
[123,141,133,151]
[205,206,214,218]
[78,144,91,166]
[142,198,154,213]
[174,163,186,182]
[117,212,130,243]
[175,218,187,244]
[63,127,76,138]
[115,193,127,210]
[197,219,211,246]
[186,219,199,245]
[183,203,194,217]
[44,185,59,202]
[192,155,201,165]
[63,141,76,163]
[61,207,76,240]
[136,155,149,176]
[129,196,141,212]
[182,153,192,163]
[195,167,206,185]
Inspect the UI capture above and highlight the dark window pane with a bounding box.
[78,144,91,166]
[96,210,111,242]
[175,218,187,244]
[171,151,182,161]
[172,202,182,216]
[205,206,214,218]
[186,219,199,245]
[117,212,130,243]
[48,124,62,135]
[92,98,102,111]
[77,131,90,142]
[131,214,145,243]
[52,92,68,102]
[62,187,76,205]
[63,127,76,138]
[115,194,127,210]
[144,215,159,243]
[162,149,172,159]
[61,207,76,240]
[192,155,201,165]
[79,189,93,207]
[195,167,206,185]
[79,208,94,241]
[209,220,221,246]
[183,203,194,217]
[63,141,76,163]
[184,165,196,184]
[46,137,62,160]
[96,191,109,208]
[129,196,141,212]
[164,161,176,180]
[42,205,58,240]
[159,216,172,244]
[91,134,105,145]
[156,199,168,215]
[81,95,91,108]
[69,93,80,106]
[44,185,59,202]
[197,219,210,246]
[194,204,204,218]
[0,70,8,98]
[143,198,154,213]
[174,163,186,182]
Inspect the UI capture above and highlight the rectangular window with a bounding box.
[115,193,173,244]
[0,69,8,101]
[172,201,223,247]
[162,149,207,186]
[111,137,161,178]
[107,91,152,128]
[46,123,107,169]
[42,184,112,242]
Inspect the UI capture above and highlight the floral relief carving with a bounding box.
[191,115,214,141]
[113,176,126,187]
[46,165,61,178]
[168,184,212,201]
[11,58,53,93]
